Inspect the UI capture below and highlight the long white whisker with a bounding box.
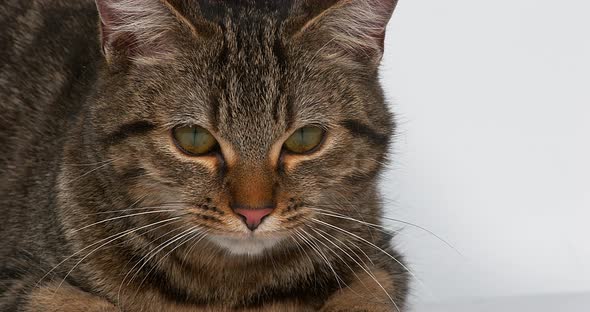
[37,216,183,288]
[117,226,195,308]
[116,225,185,307]
[296,229,344,291]
[51,216,182,295]
[124,226,197,288]
[313,207,461,256]
[135,226,202,292]
[311,228,396,309]
[65,159,116,184]
[289,234,314,267]
[311,218,420,286]
[306,227,367,299]
[312,209,394,236]
[89,207,170,215]
[71,209,178,233]
[63,156,124,167]
[182,230,210,264]
[325,192,377,242]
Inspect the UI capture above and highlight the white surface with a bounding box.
[379,0,590,305]
[412,293,590,312]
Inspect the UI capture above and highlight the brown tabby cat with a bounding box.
[0,0,408,311]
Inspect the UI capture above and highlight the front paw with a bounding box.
[319,268,405,312]
[24,282,118,312]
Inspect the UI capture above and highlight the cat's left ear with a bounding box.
[295,0,398,66]
[94,0,197,64]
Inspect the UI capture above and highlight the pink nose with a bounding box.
[234,208,274,230]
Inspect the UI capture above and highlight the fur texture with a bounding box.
[0,0,408,311]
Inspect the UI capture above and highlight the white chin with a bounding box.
[209,235,284,256]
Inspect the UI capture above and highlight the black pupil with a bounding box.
[192,127,198,146]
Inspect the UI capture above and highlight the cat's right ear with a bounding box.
[94,0,198,64]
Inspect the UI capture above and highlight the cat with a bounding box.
[0,0,408,311]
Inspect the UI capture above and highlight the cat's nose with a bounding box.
[234,208,274,231]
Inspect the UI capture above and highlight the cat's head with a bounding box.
[80,0,397,256]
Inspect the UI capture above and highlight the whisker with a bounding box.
[325,192,378,242]
[64,159,117,184]
[50,216,183,295]
[181,229,210,264]
[313,227,374,271]
[86,194,148,217]
[312,206,461,256]
[310,227,398,309]
[124,226,197,288]
[312,209,396,237]
[134,226,202,293]
[71,209,178,233]
[296,229,344,291]
[37,216,183,288]
[63,156,124,167]
[118,226,195,308]
[116,225,187,306]
[87,201,191,215]
[88,204,183,215]
[288,234,314,268]
[310,218,421,286]
[305,227,367,299]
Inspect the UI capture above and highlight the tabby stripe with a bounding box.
[0,266,22,281]
[341,119,389,146]
[120,167,147,181]
[129,252,209,305]
[105,121,156,145]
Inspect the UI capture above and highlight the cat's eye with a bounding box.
[172,126,218,156]
[283,126,325,154]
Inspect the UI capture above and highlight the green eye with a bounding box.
[283,126,325,154]
[172,126,217,156]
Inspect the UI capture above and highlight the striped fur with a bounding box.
[0,0,408,311]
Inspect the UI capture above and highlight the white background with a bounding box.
[379,0,590,305]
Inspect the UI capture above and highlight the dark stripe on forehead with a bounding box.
[197,0,294,20]
[208,92,222,131]
[272,29,291,124]
[284,93,295,128]
[273,92,295,128]
[342,119,389,146]
[217,22,229,65]
[273,31,287,69]
[105,121,156,145]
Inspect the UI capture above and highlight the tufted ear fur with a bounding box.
[296,0,398,66]
[94,0,197,64]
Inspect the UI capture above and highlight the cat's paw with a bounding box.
[23,281,118,312]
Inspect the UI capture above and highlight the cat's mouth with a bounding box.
[199,212,293,255]
[178,198,309,255]
[208,233,286,256]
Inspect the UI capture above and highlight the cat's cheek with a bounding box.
[24,282,118,312]
[127,181,180,207]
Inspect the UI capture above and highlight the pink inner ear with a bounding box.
[365,0,398,42]
[96,0,122,55]
[298,0,398,62]
[94,0,176,60]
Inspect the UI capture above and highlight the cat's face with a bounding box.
[85,0,395,256]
